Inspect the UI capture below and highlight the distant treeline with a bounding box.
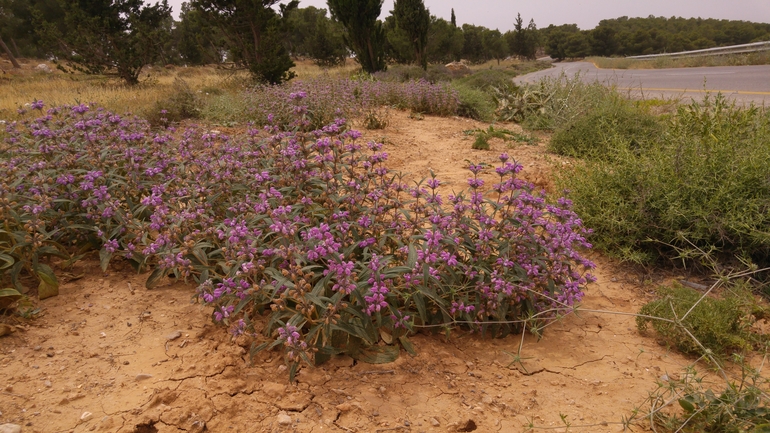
[543,16,770,60]
[2,0,769,82]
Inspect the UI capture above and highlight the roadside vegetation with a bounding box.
[2,3,770,427]
[588,50,770,69]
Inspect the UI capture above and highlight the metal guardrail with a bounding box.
[626,40,770,60]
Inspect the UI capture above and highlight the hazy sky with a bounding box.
[160,0,770,31]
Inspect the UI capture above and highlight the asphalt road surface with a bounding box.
[513,62,770,105]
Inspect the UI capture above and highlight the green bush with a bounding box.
[555,94,770,266]
[452,83,496,121]
[373,64,470,83]
[143,78,202,127]
[549,94,662,159]
[454,68,517,91]
[520,73,615,131]
[637,283,766,356]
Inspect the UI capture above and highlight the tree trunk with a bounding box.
[10,38,21,58]
[0,36,21,69]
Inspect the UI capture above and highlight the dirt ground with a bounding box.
[0,111,714,433]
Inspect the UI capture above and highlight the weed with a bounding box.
[510,132,539,146]
[143,78,202,127]
[467,125,520,150]
[408,111,424,120]
[641,360,770,433]
[362,107,389,129]
[637,282,767,356]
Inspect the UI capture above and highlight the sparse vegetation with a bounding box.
[637,283,767,356]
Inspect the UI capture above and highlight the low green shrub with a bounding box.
[454,69,518,91]
[143,78,202,127]
[549,94,662,159]
[641,361,770,433]
[555,93,770,266]
[452,83,496,121]
[637,283,767,355]
[467,125,520,150]
[520,73,615,131]
[373,64,470,83]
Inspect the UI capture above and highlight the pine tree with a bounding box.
[450,8,456,27]
[193,0,298,84]
[311,12,347,67]
[46,0,172,85]
[392,0,430,70]
[327,0,386,74]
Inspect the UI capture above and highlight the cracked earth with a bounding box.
[1,111,702,432]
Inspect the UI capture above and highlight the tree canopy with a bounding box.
[4,3,770,78]
[392,0,430,69]
[41,0,172,85]
[193,0,297,84]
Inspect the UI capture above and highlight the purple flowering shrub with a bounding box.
[1,96,594,379]
[244,75,459,131]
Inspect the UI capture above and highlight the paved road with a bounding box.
[513,62,770,105]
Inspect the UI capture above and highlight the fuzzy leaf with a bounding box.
[350,344,399,364]
[0,287,23,309]
[34,263,59,299]
[145,267,167,289]
[678,398,695,413]
[398,335,416,356]
[99,248,112,272]
[0,253,14,270]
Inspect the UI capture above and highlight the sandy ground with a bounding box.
[0,111,712,433]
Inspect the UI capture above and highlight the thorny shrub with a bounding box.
[1,96,594,379]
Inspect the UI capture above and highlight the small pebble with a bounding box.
[135,374,153,381]
[0,424,22,433]
[44,380,52,388]
[430,417,440,426]
[166,330,182,341]
[80,411,92,421]
[276,412,292,426]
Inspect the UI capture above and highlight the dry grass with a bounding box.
[588,51,770,70]
[0,60,248,118]
[0,58,358,120]
[290,58,360,79]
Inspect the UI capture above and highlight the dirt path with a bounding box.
[0,112,703,433]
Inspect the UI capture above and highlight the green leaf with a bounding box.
[145,267,167,289]
[0,253,15,270]
[678,398,695,413]
[350,344,400,364]
[406,244,417,268]
[34,263,59,299]
[398,335,416,356]
[412,292,427,323]
[0,288,23,309]
[10,261,25,293]
[99,248,112,272]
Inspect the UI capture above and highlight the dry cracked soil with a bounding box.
[0,111,717,433]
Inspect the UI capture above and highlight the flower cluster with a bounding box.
[1,96,594,379]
